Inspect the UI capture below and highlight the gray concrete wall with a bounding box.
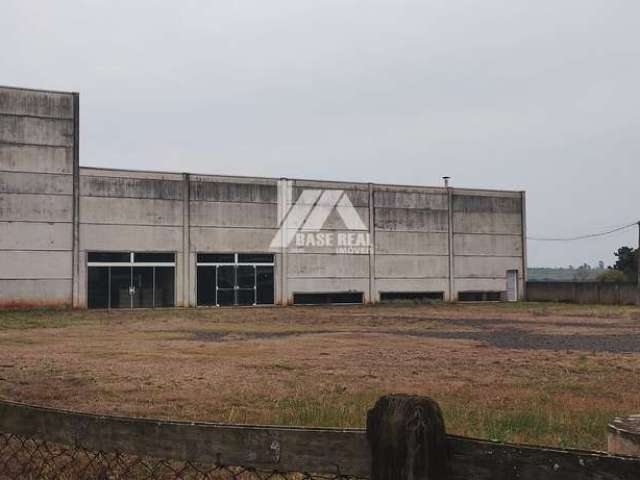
[77,168,186,307]
[452,191,526,299]
[527,282,640,305]
[373,185,450,301]
[0,86,77,307]
[0,86,528,309]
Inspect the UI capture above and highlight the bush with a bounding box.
[597,270,626,283]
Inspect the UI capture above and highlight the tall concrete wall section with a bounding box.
[188,175,279,305]
[0,87,77,307]
[452,190,525,298]
[285,180,371,303]
[373,186,450,301]
[77,168,186,307]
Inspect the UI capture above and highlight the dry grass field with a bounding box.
[1,302,640,451]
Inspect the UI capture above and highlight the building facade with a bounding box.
[0,86,527,309]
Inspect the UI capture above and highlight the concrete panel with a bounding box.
[455,256,522,278]
[81,176,184,200]
[0,144,72,174]
[176,252,186,307]
[284,229,370,254]
[0,222,71,250]
[375,208,448,232]
[191,227,278,252]
[0,193,71,222]
[80,197,183,226]
[318,206,369,230]
[454,233,522,256]
[287,277,369,294]
[0,251,71,279]
[292,187,369,207]
[526,282,576,302]
[191,180,277,203]
[0,116,73,147]
[190,201,277,228]
[80,224,183,251]
[526,282,640,305]
[0,278,71,307]
[453,212,522,235]
[455,278,508,293]
[0,171,72,195]
[81,168,183,182]
[620,285,640,305]
[375,278,449,294]
[294,178,368,191]
[374,191,447,210]
[375,231,448,255]
[0,88,74,118]
[287,253,369,278]
[453,194,521,213]
[375,254,449,278]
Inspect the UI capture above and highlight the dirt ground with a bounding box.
[1,302,640,451]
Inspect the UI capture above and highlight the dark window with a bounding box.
[197,253,235,263]
[217,266,235,289]
[88,252,130,263]
[237,265,255,288]
[154,267,175,307]
[131,267,154,308]
[87,267,109,308]
[256,266,274,305]
[237,289,255,306]
[380,291,444,302]
[134,252,175,263]
[110,267,131,308]
[458,291,503,302]
[197,267,216,306]
[293,292,363,305]
[217,289,234,306]
[238,253,274,263]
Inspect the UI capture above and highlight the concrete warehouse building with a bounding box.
[0,86,527,309]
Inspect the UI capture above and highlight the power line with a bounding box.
[527,221,639,242]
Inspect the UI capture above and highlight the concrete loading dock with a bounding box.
[0,86,527,308]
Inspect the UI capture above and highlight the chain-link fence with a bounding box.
[0,432,360,480]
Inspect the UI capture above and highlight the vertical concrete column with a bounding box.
[71,93,81,308]
[182,173,191,307]
[520,191,528,300]
[446,188,455,302]
[277,178,290,305]
[368,183,376,303]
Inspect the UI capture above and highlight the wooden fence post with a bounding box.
[608,415,640,457]
[367,395,449,480]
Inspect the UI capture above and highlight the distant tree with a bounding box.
[574,263,593,282]
[612,246,638,282]
[598,269,626,283]
[598,260,605,270]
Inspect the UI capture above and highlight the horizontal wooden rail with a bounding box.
[1,399,640,479]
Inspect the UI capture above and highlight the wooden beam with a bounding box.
[2,399,640,479]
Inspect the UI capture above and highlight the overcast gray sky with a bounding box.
[2,0,638,267]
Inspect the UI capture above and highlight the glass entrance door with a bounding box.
[110,267,132,309]
[132,267,154,308]
[88,252,176,309]
[196,253,274,307]
[236,265,255,305]
[217,265,235,306]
